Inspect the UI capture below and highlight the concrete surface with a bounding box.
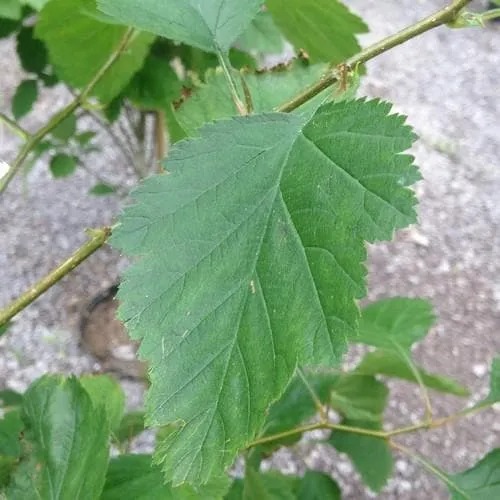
[0,1,499,498]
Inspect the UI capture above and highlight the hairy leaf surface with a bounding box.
[112,99,419,485]
[267,0,368,63]
[36,0,154,102]
[97,0,263,53]
[356,350,470,396]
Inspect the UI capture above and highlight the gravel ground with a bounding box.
[1,1,499,498]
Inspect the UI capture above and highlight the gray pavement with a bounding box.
[1,1,499,498]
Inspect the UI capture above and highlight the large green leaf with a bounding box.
[112,99,419,485]
[36,0,154,102]
[356,350,470,396]
[176,62,328,136]
[80,374,125,433]
[7,375,109,499]
[449,448,500,499]
[352,297,435,352]
[102,454,231,500]
[97,0,263,53]
[330,419,393,492]
[267,0,368,63]
[125,53,182,111]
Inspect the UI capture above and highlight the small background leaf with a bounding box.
[175,61,328,136]
[352,298,435,352]
[80,374,125,432]
[356,350,470,396]
[12,79,38,119]
[49,154,77,178]
[267,0,368,63]
[36,0,155,102]
[90,183,115,196]
[297,471,341,500]
[237,11,284,55]
[50,114,77,142]
[17,26,48,75]
[102,454,231,500]
[0,0,22,20]
[330,419,393,492]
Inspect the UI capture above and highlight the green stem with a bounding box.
[481,8,500,22]
[246,399,494,449]
[393,343,433,422]
[0,112,29,141]
[390,441,470,498]
[0,227,112,328]
[277,0,473,113]
[216,49,247,116]
[297,367,328,422]
[0,28,135,194]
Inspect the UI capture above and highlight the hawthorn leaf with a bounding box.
[12,79,38,119]
[356,350,470,396]
[237,11,284,55]
[267,0,368,63]
[97,0,264,54]
[449,448,500,499]
[111,98,419,485]
[102,454,230,500]
[36,0,154,102]
[176,62,328,136]
[7,375,109,499]
[351,298,435,352]
[330,419,393,492]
